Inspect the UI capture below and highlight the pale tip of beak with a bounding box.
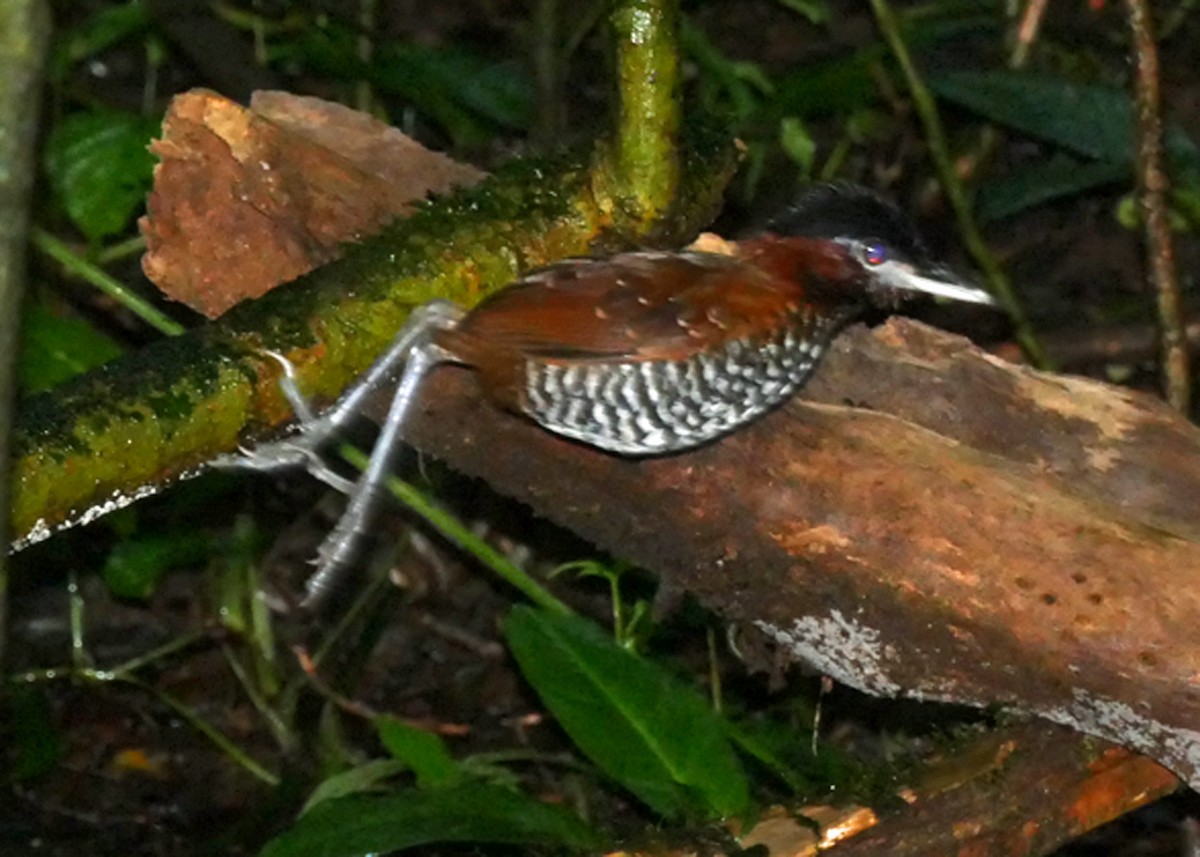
[900,269,999,307]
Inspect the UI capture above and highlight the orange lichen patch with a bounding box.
[771,522,852,555]
[815,805,879,848]
[687,231,737,255]
[109,747,169,779]
[1068,749,1180,829]
[917,561,981,590]
[141,89,486,317]
[951,819,985,839]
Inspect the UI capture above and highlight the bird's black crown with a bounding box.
[766,182,933,268]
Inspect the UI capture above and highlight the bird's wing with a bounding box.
[441,250,805,363]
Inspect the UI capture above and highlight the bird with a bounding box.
[231,182,997,606]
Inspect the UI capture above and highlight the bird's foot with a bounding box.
[211,350,355,493]
[219,302,466,610]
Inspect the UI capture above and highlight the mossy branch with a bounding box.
[12,0,734,553]
[594,0,683,229]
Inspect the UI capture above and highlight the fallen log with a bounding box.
[394,317,1200,789]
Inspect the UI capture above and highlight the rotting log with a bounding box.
[830,721,1179,856]
[394,317,1200,790]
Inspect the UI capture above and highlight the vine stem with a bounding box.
[1124,0,1190,413]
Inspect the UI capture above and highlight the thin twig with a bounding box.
[339,444,574,617]
[1124,0,1191,412]
[7,631,280,786]
[31,227,186,336]
[1010,0,1051,70]
[869,0,1050,368]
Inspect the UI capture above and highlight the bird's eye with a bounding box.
[862,242,888,266]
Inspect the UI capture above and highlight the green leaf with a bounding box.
[775,0,830,24]
[49,1,154,82]
[18,301,124,394]
[44,110,160,242]
[504,606,750,820]
[929,71,1200,172]
[681,18,772,124]
[8,686,63,781]
[1171,186,1200,231]
[376,717,463,789]
[976,155,1130,222]
[773,14,995,116]
[103,530,212,599]
[779,116,817,177]
[725,711,866,799]
[288,26,531,147]
[261,783,599,857]
[301,759,410,814]
[373,43,532,145]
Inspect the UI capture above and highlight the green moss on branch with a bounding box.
[13,129,736,550]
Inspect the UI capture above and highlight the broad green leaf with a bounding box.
[504,606,750,820]
[44,110,160,242]
[929,71,1200,172]
[976,155,1130,222]
[103,530,212,599]
[773,14,995,116]
[1172,186,1200,231]
[261,783,598,857]
[301,759,410,814]
[372,43,532,144]
[377,717,463,789]
[288,26,531,147]
[19,301,124,394]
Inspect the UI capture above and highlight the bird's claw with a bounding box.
[214,350,358,492]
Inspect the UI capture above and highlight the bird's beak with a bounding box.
[887,263,998,307]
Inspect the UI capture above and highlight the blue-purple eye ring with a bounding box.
[863,242,888,266]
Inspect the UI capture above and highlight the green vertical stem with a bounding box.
[354,0,376,114]
[0,0,51,671]
[601,0,683,226]
[531,0,566,144]
[32,228,186,336]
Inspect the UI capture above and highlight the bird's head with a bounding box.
[766,183,997,310]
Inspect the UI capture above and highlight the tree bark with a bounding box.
[396,318,1200,789]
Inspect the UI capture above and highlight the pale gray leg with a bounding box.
[303,342,444,608]
[299,300,464,443]
[214,300,464,487]
[213,300,466,608]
